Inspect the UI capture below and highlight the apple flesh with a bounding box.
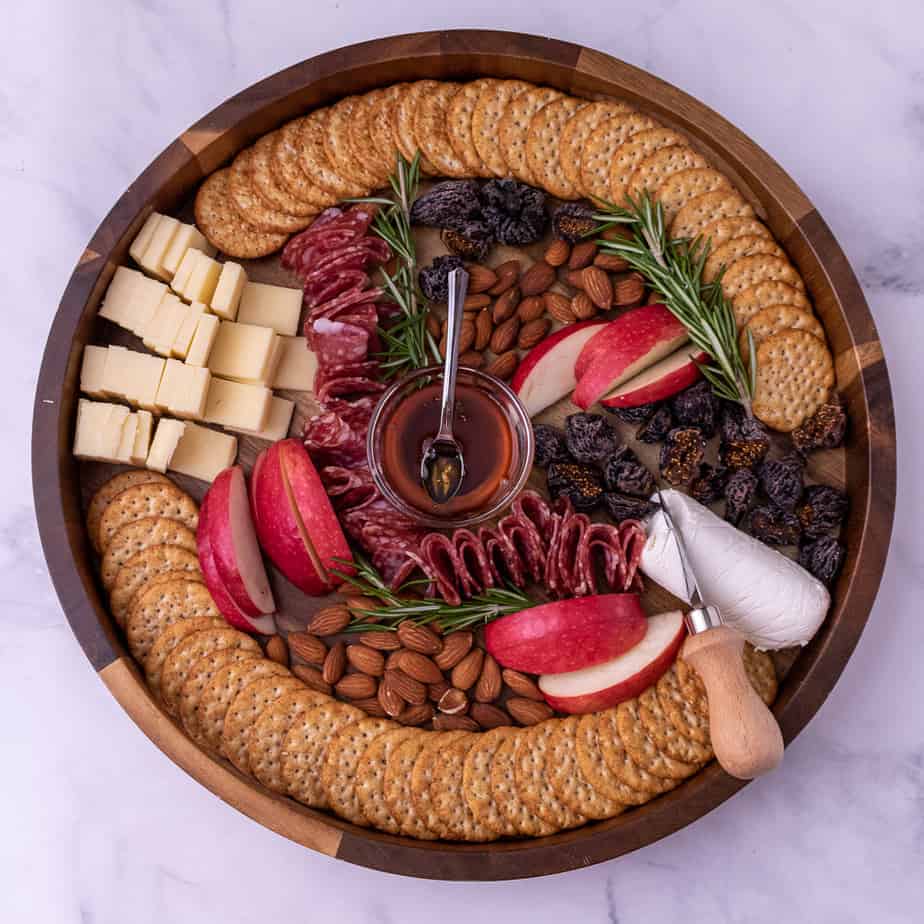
[510,320,608,417]
[539,610,686,714]
[484,593,648,675]
[571,305,689,410]
[601,346,707,408]
[202,465,276,620]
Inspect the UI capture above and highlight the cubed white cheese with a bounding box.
[139,215,180,280]
[80,345,109,398]
[210,262,247,320]
[115,413,139,463]
[155,359,210,419]
[234,396,295,442]
[169,423,237,483]
[171,248,200,299]
[237,281,302,336]
[73,399,130,462]
[98,266,143,328]
[128,213,164,266]
[162,222,215,276]
[207,321,277,383]
[172,301,208,359]
[204,378,272,432]
[146,418,186,473]
[132,410,153,465]
[186,313,220,367]
[183,252,222,304]
[272,336,318,390]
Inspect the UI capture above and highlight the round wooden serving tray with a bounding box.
[32,31,896,880]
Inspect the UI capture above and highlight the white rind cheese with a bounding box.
[640,489,830,650]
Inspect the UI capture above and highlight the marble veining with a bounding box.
[2,1,922,921]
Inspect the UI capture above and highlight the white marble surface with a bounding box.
[2,0,921,920]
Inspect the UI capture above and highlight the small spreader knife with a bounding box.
[655,487,784,780]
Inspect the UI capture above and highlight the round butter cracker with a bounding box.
[559,99,634,196]
[87,470,171,555]
[471,79,533,178]
[607,128,689,204]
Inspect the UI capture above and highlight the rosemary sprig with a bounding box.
[591,191,756,412]
[348,153,440,378]
[330,556,534,633]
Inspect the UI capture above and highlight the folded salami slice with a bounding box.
[454,528,497,593]
[320,465,378,510]
[303,269,370,310]
[309,317,370,367]
[303,411,367,468]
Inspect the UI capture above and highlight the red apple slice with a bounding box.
[571,305,689,410]
[539,610,686,714]
[203,466,276,619]
[484,593,648,674]
[601,346,707,408]
[510,320,608,417]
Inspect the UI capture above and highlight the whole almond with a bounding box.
[520,261,556,296]
[602,225,632,242]
[425,311,442,338]
[544,292,577,324]
[565,269,586,290]
[398,702,435,726]
[396,621,443,655]
[308,604,351,637]
[488,259,520,295]
[647,289,662,304]
[353,696,389,718]
[470,702,513,730]
[433,714,480,732]
[459,350,485,369]
[438,687,469,715]
[322,641,347,685]
[428,679,452,702]
[543,238,571,267]
[571,291,598,320]
[507,697,554,725]
[518,318,551,350]
[517,295,545,323]
[265,635,289,667]
[345,595,378,616]
[484,350,517,380]
[467,263,498,294]
[451,649,484,691]
[492,286,521,323]
[346,643,385,677]
[463,294,491,311]
[474,309,493,350]
[594,252,630,272]
[397,650,444,685]
[582,266,613,309]
[457,319,476,354]
[502,668,544,701]
[613,271,646,307]
[384,668,427,705]
[474,653,502,703]
[490,316,520,354]
[335,673,377,700]
[434,631,473,670]
[568,240,598,270]
[377,674,405,717]
[287,632,328,665]
[290,664,332,695]
[359,631,401,651]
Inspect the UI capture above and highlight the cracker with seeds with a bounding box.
[109,545,201,626]
[98,482,197,555]
[296,109,366,199]
[430,735,499,841]
[87,471,171,554]
[732,279,811,328]
[410,730,476,839]
[270,119,335,210]
[525,95,586,199]
[580,111,657,203]
[559,99,634,196]
[144,615,224,700]
[547,717,624,819]
[414,81,471,178]
[462,727,519,836]
[194,169,288,260]
[222,675,307,775]
[720,254,804,300]
[355,727,418,834]
[575,713,653,806]
[445,78,494,176]
[628,144,707,202]
[101,517,198,589]
[616,698,700,780]
[125,579,220,664]
[608,128,689,204]
[639,682,713,764]
[323,96,379,191]
[741,304,825,361]
[490,733,557,836]
[671,189,756,240]
[703,234,786,283]
[595,709,676,796]
[471,79,533,178]
[369,83,407,175]
[179,648,259,744]
[655,168,733,226]
[514,721,586,830]
[228,147,312,234]
[395,80,441,174]
[251,132,320,218]
[497,86,564,185]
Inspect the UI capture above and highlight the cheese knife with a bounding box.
[654,486,784,780]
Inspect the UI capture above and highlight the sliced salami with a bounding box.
[303,269,370,310]
[308,317,370,366]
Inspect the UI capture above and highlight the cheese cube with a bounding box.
[186,313,219,367]
[184,253,222,304]
[101,346,165,410]
[171,248,200,299]
[172,302,207,359]
[100,345,133,400]
[169,423,237,482]
[128,275,170,337]
[156,359,211,419]
[272,336,318,390]
[237,281,302,336]
[146,418,186,473]
[115,413,139,463]
[80,345,109,398]
[207,321,277,383]
[132,410,153,465]
[204,378,272,432]
[139,215,180,280]
[162,223,215,276]
[98,266,142,328]
[210,262,247,320]
[235,396,295,442]
[73,399,130,462]
[143,292,188,356]
[128,213,164,266]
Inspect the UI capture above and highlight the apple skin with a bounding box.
[571,305,689,410]
[483,593,648,675]
[539,610,686,714]
[601,347,707,408]
[510,320,608,417]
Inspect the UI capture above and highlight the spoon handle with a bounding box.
[437,268,469,439]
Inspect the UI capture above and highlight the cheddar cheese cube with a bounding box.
[169,423,238,483]
[186,313,219,367]
[210,262,247,320]
[73,399,131,462]
[146,418,186,473]
[237,281,301,336]
[272,336,318,390]
[204,378,272,432]
[208,321,278,383]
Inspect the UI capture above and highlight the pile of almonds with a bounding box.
[265,603,555,731]
[431,231,647,379]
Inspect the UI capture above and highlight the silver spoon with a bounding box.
[420,268,468,504]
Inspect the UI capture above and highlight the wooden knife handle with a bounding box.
[682,625,783,780]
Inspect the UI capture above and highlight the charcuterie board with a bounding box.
[32,31,895,880]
